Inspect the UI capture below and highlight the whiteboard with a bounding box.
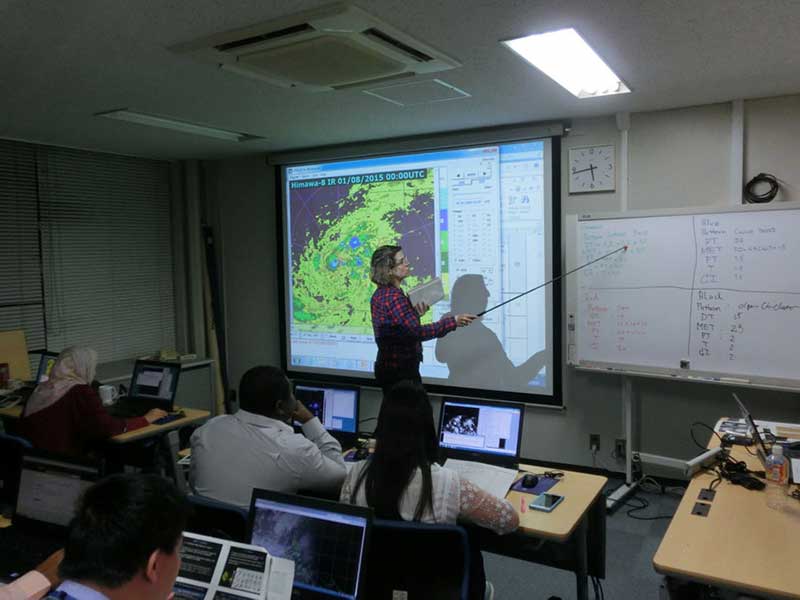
[574,204,800,389]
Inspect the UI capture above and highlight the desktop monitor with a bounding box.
[34,352,59,384]
[293,381,359,435]
[248,489,372,600]
[438,397,524,467]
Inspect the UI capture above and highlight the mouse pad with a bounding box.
[509,475,559,495]
[344,449,369,462]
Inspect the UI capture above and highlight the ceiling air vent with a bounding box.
[169,3,460,92]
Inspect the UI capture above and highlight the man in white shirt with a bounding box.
[190,366,347,509]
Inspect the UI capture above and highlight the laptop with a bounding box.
[293,381,360,444]
[107,359,181,418]
[730,393,800,465]
[2,351,60,407]
[247,489,372,600]
[34,351,59,384]
[437,397,524,468]
[0,450,100,578]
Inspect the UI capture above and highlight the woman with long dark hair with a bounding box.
[341,381,518,598]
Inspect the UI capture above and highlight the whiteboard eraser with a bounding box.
[680,360,690,369]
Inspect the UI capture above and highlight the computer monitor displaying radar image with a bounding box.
[281,138,557,403]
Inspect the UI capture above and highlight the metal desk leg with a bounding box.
[575,516,589,600]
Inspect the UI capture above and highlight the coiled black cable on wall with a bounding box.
[744,172,780,203]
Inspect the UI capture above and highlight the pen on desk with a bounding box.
[520,496,527,514]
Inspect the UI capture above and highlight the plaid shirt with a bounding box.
[371,285,457,369]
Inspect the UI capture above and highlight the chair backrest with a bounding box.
[186,494,249,542]
[0,433,33,508]
[364,518,470,600]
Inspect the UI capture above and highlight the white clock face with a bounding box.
[569,145,615,193]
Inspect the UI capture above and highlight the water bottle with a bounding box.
[765,444,788,511]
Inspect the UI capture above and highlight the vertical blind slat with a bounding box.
[0,138,176,364]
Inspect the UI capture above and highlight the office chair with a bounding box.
[363,519,471,600]
[186,494,249,542]
[0,433,33,509]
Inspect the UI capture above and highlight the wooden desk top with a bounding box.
[653,427,800,599]
[0,404,22,419]
[509,464,607,542]
[110,408,210,443]
[0,404,209,443]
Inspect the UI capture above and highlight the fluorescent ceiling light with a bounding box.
[502,28,630,98]
[95,109,260,142]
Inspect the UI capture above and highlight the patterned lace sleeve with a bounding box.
[458,477,520,535]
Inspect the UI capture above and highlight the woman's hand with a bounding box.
[144,408,168,423]
[455,313,477,327]
[414,301,429,316]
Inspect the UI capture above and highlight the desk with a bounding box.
[109,408,209,443]
[485,463,607,600]
[0,403,208,491]
[653,424,800,599]
[0,405,208,442]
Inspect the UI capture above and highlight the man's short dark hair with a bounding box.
[59,473,189,588]
[238,366,291,416]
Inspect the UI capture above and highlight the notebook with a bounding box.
[0,450,100,577]
[247,489,372,600]
[293,381,359,443]
[108,359,181,418]
[437,397,524,469]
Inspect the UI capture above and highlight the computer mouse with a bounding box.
[521,474,539,488]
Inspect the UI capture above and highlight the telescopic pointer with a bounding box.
[477,245,628,317]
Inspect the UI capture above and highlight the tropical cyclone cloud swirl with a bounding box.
[290,169,436,335]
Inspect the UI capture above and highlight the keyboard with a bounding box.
[152,411,186,426]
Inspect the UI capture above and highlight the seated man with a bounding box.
[191,366,347,509]
[45,473,188,600]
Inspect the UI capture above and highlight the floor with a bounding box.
[484,478,684,599]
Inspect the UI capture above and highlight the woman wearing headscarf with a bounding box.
[19,347,166,456]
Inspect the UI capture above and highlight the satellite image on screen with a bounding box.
[251,506,364,596]
[442,404,480,435]
[289,169,437,335]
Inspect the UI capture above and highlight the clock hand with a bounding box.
[572,164,598,180]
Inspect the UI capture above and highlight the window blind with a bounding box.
[38,146,175,362]
[0,139,46,366]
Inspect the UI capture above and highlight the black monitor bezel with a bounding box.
[14,449,101,532]
[437,396,525,466]
[247,488,373,600]
[292,379,361,435]
[34,351,59,384]
[129,359,182,410]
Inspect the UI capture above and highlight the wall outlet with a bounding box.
[614,438,626,458]
[589,434,600,452]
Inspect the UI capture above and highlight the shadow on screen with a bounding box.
[435,274,545,389]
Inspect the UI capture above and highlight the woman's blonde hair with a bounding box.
[370,245,402,286]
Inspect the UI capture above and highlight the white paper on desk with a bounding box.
[408,277,444,308]
[791,458,800,484]
[444,459,517,500]
[175,532,294,600]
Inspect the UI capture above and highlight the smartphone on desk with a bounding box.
[529,493,565,512]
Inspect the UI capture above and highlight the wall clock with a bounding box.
[568,145,615,193]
